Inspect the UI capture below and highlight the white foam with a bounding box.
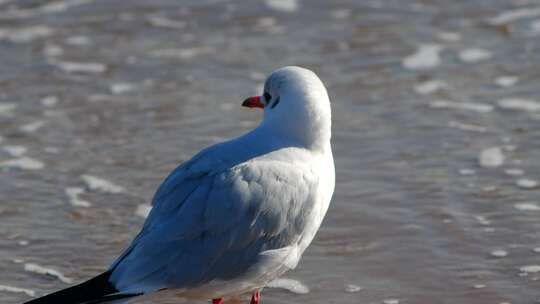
[81,174,125,194]
[459,169,476,176]
[24,263,73,284]
[41,96,59,107]
[0,157,44,170]
[219,103,235,111]
[257,17,277,28]
[147,16,186,29]
[0,103,17,115]
[449,121,487,133]
[65,187,91,207]
[437,32,461,42]
[482,185,497,193]
[402,44,443,70]
[505,168,524,176]
[19,120,45,133]
[0,26,53,43]
[150,47,214,60]
[19,240,29,246]
[458,48,492,63]
[478,147,504,168]
[135,204,152,218]
[475,215,491,226]
[488,7,540,25]
[3,145,27,157]
[52,60,107,74]
[503,145,516,152]
[249,71,266,81]
[0,284,35,297]
[472,284,486,289]
[331,9,351,19]
[38,0,95,14]
[498,98,540,112]
[414,80,446,95]
[533,247,540,253]
[256,17,285,34]
[532,19,540,33]
[110,83,136,95]
[494,76,519,88]
[264,0,299,12]
[345,284,362,293]
[490,250,508,258]
[43,44,64,57]
[429,100,493,113]
[520,265,540,273]
[267,278,309,294]
[65,35,92,46]
[514,203,540,211]
[254,83,264,96]
[516,179,539,189]
[383,299,400,304]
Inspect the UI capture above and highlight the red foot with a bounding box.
[212,298,224,304]
[250,290,261,304]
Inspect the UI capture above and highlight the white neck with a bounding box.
[259,91,331,152]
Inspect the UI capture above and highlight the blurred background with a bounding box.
[0,0,539,303]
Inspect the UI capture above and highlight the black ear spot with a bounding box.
[270,97,280,109]
[263,92,272,102]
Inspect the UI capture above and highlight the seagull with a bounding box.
[26,66,335,304]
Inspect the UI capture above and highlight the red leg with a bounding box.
[212,298,224,304]
[250,290,261,304]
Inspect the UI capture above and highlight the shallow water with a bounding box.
[1,0,540,303]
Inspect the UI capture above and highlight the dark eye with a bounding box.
[263,92,272,102]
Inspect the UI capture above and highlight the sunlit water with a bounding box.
[1,1,539,303]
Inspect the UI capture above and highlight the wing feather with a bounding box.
[110,150,317,294]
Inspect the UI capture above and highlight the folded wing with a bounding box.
[109,151,317,294]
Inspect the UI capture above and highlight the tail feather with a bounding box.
[24,271,142,304]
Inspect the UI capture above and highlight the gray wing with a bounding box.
[109,155,317,293]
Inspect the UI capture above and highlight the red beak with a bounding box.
[242,96,264,109]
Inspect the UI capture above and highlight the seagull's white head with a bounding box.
[242,66,332,150]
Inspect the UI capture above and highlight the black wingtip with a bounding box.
[24,270,139,304]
